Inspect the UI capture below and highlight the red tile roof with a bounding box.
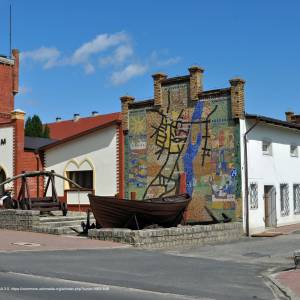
[46,112,121,140]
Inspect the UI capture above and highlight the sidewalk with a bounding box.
[274,269,300,299]
[0,229,129,252]
[267,223,300,235]
[253,223,300,237]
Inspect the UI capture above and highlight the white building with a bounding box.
[241,114,300,234]
[0,126,14,195]
[39,112,124,211]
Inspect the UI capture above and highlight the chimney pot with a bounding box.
[229,77,246,85]
[152,72,167,81]
[229,77,246,119]
[73,113,80,121]
[120,96,135,131]
[285,111,295,122]
[56,117,62,122]
[152,72,167,106]
[91,111,98,116]
[188,65,204,100]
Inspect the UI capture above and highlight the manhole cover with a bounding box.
[243,252,270,258]
[11,242,41,247]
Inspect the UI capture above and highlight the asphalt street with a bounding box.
[0,230,299,299]
[0,245,279,300]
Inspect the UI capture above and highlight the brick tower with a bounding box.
[0,49,19,123]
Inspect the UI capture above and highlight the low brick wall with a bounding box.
[88,222,244,249]
[0,209,40,231]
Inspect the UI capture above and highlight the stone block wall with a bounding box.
[0,209,40,231]
[88,222,244,249]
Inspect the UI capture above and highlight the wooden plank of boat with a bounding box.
[88,193,191,229]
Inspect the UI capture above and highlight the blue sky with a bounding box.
[0,0,299,123]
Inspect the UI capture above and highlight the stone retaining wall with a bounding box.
[0,209,40,231]
[88,222,244,249]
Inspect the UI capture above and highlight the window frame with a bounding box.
[293,184,300,214]
[290,144,298,157]
[280,183,290,216]
[249,183,258,209]
[262,140,272,156]
[66,170,94,190]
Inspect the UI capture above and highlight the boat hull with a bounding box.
[88,194,191,229]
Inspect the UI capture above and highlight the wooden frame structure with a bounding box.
[0,170,84,216]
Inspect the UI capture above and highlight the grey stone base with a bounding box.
[0,209,92,235]
[0,209,40,231]
[88,222,244,249]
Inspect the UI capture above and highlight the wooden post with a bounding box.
[130,192,136,200]
[44,175,51,197]
[24,176,31,199]
[179,173,187,194]
[51,170,58,202]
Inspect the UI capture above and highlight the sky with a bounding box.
[0,0,300,123]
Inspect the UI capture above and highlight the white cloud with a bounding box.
[155,56,181,66]
[21,47,60,69]
[110,64,148,85]
[149,50,181,67]
[100,44,133,66]
[19,86,32,95]
[84,63,95,74]
[20,33,181,85]
[71,32,130,67]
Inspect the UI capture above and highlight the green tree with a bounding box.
[43,124,50,138]
[25,116,33,136]
[25,115,50,138]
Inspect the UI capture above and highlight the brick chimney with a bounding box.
[285,111,294,122]
[229,78,246,119]
[120,95,134,132]
[188,66,204,100]
[152,73,167,107]
[12,49,19,95]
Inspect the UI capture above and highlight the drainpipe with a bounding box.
[244,118,260,236]
[35,151,40,199]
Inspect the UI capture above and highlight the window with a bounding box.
[290,145,298,157]
[280,184,289,216]
[293,184,300,214]
[249,183,258,209]
[262,140,272,155]
[67,170,93,189]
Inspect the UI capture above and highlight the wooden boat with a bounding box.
[88,193,191,229]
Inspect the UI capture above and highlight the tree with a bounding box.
[25,115,50,138]
[43,124,50,138]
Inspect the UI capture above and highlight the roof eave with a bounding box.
[40,119,121,151]
[246,114,300,131]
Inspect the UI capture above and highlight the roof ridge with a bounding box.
[45,111,121,125]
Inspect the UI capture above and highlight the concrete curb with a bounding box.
[262,266,297,300]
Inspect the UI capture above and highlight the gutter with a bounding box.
[243,117,260,237]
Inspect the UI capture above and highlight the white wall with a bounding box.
[242,120,300,233]
[0,126,14,191]
[45,126,118,205]
[239,119,247,233]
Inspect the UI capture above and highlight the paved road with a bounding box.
[0,248,275,300]
[0,230,298,299]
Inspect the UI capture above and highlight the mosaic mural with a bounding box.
[126,83,242,221]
